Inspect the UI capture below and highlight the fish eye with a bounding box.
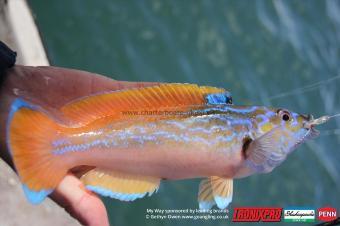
[282,113,290,121]
[277,109,291,121]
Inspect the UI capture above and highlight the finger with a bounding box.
[51,174,109,226]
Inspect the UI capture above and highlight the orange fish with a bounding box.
[7,83,321,209]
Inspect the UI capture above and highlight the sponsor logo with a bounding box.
[232,207,282,222]
[317,207,337,222]
[284,207,315,223]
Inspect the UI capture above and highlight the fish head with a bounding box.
[253,107,320,150]
[234,107,319,178]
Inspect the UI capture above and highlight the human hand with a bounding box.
[0,65,158,226]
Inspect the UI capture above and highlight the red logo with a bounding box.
[233,207,282,222]
[317,207,337,222]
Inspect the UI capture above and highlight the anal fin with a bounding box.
[80,168,160,201]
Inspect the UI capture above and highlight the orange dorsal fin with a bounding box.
[61,83,226,125]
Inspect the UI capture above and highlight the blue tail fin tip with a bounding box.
[22,184,53,205]
[7,98,36,133]
[10,98,35,113]
[8,98,35,123]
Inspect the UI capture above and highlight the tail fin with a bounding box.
[7,99,68,204]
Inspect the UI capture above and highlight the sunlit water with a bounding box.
[29,1,340,225]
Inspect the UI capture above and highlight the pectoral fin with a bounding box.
[245,127,288,174]
[80,168,160,201]
[198,177,233,209]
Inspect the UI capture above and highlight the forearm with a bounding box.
[0,41,17,164]
[0,66,22,165]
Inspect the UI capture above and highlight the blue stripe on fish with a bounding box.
[52,139,117,155]
[86,185,149,201]
[257,111,276,128]
[192,106,258,115]
[230,118,253,127]
[215,133,236,142]
[52,132,217,154]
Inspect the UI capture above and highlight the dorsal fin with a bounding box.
[61,83,226,125]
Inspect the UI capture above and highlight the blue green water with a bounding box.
[29,1,340,225]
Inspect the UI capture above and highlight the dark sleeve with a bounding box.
[0,41,17,85]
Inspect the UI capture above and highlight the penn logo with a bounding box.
[317,207,337,222]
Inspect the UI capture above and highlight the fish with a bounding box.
[6,83,323,209]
